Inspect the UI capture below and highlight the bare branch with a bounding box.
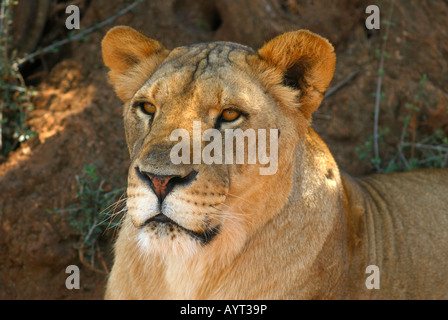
[13,0,143,69]
[402,143,448,152]
[324,70,359,99]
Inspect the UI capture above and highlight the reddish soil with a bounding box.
[1,0,447,299]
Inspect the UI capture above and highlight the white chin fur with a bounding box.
[136,228,201,260]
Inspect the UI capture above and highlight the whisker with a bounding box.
[225,193,253,204]
[210,204,254,217]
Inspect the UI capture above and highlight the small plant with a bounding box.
[49,165,124,274]
[356,128,390,169]
[358,74,448,173]
[0,0,36,158]
[371,0,396,173]
[360,0,447,173]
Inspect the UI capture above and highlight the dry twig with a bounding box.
[373,0,396,173]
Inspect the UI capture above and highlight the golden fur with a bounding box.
[101,26,448,299]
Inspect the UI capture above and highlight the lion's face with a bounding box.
[124,42,297,255]
[102,27,335,258]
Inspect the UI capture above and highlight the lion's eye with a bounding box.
[221,108,240,122]
[132,101,157,116]
[141,102,156,115]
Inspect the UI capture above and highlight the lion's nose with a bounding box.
[137,169,197,203]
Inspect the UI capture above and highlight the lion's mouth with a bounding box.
[140,213,220,245]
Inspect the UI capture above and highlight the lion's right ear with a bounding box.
[101,26,169,102]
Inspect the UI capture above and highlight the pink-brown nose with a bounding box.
[145,173,177,203]
[136,169,198,203]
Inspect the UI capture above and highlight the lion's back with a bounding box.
[357,169,448,299]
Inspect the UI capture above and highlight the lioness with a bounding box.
[101,26,448,299]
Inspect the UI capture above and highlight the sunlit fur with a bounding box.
[102,26,448,299]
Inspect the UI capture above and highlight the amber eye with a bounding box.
[140,102,156,115]
[221,108,241,122]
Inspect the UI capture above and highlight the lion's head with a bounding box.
[102,26,335,262]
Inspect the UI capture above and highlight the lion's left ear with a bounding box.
[258,30,336,119]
